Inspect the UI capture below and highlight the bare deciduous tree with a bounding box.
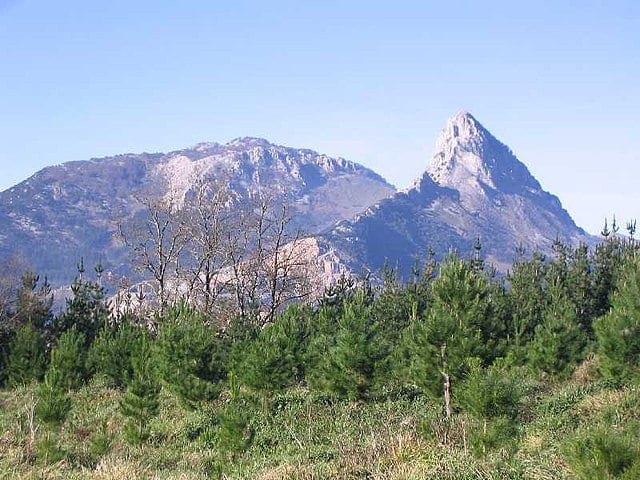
[179,177,234,317]
[117,192,189,314]
[117,183,317,324]
[262,204,315,322]
[0,255,25,320]
[224,195,315,324]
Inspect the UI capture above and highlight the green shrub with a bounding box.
[5,323,47,387]
[48,325,87,391]
[86,420,114,465]
[120,335,160,445]
[36,367,72,426]
[468,415,519,458]
[595,257,640,384]
[182,405,219,445]
[155,306,226,408]
[88,319,144,388]
[239,305,311,392]
[35,433,66,465]
[564,427,640,479]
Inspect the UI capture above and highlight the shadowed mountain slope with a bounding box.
[320,112,593,276]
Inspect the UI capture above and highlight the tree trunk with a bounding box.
[441,343,452,418]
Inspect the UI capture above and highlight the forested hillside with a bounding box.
[1,219,639,479]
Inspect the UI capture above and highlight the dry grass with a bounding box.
[572,354,601,385]
[89,455,151,480]
[0,376,637,480]
[257,463,315,480]
[577,389,625,415]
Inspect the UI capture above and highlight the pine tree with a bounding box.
[87,318,144,388]
[396,255,496,410]
[239,305,311,391]
[457,358,522,421]
[48,325,87,391]
[310,289,384,400]
[594,256,640,383]
[120,335,160,445]
[214,373,255,460]
[592,222,624,319]
[547,237,570,287]
[506,250,548,362]
[456,358,523,456]
[155,304,226,408]
[53,260,109,346]
[14,272,53,330]
[36,366,72,426]
[528,280,586,378]
[303,303,340,376]
[371,262,431,356]
[318,274,356,312]
[567,243,596,333]
[223,313,261,380]
[2,272,52,378]
[5,323,47,387]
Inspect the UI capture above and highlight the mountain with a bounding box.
[1,113,595,288]
[0,138,395,285]
[318,112,593,276]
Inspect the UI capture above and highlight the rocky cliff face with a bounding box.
[0,138,395,284]
[321,112,593,276]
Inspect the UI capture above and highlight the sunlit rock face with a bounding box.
[321,112,594,276]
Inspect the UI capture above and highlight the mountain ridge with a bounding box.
[0,137,395,284]
[0,114,595,288]
[318,112,593,276]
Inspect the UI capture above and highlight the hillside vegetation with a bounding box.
[1,223,639,479]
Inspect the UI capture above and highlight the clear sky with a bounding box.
[1,1,638,234]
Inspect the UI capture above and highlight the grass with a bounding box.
[0,372,638,479]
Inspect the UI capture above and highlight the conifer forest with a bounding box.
[1,217,640,479]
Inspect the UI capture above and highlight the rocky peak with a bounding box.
[322,112,593,278]
[226,136,273,149]
[438,111,486,143]
[427,112,542,196]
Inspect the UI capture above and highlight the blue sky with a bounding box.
[0,0,638,234]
